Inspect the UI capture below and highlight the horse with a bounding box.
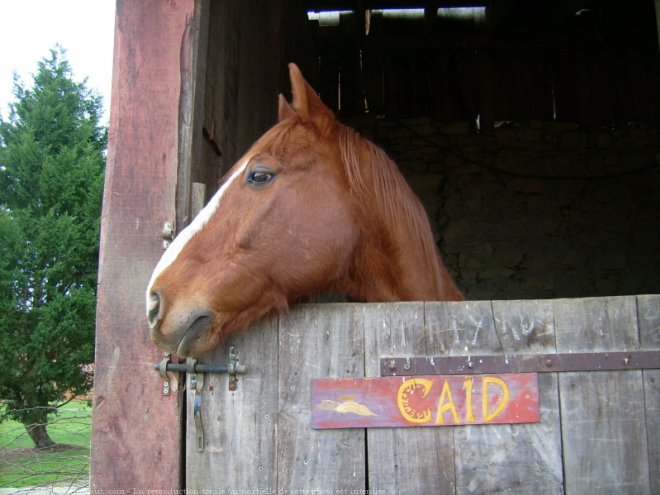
[146,63,463,358]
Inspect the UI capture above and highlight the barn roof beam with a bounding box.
[655,0,660,50]
[306,0,488,11]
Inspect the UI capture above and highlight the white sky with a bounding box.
[0,0,116,122]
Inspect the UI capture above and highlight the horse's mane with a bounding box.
[337,125,445,289]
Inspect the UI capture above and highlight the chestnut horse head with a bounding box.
[147,63,463,357]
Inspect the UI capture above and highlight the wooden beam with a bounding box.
[177,0,211,230]
[555,296,651,493]
[656,0,660,51]
[90,0,194,490]
[306,0,487,11]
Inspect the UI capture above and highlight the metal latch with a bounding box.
[189,359,205,453]
[154,346,247,389]
[154,346,247,452]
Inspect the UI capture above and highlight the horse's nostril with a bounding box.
[148,292,161,328]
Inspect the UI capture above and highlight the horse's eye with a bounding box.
[247,168,276,185]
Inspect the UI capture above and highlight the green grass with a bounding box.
[0,400,91,489]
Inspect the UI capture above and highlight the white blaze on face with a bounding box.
[145,157,251,314]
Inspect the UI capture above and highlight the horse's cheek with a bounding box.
[203,261,260,310]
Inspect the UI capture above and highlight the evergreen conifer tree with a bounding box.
[0,47,105,448]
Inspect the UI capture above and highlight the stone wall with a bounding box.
[349,117,660,299]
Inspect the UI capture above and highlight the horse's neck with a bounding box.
[339,129,463,302]
[393,211,464,301]
[346,201,460,302]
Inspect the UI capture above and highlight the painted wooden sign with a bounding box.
[312,373,539,429]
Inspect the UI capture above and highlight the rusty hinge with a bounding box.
[381,350,660,376]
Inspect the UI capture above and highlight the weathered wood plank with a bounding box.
[277,303,366,493]
[203,0,241,176]
[90,0,194,490]
[491,299,564,494]
[555,296,650,495]
[235,1,285,156]
[443,300,503,495]
[443,300,562,495]
[203,0,290,181]
[492,299,556,354]
[638,294,660,349]
[365,302,456,495]
[656,0,660,51]
[176,0,209,230]
[186,315,279,491]
[638,294,660,495]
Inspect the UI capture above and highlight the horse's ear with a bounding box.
[278,94,295,122]
[288,63,335,133]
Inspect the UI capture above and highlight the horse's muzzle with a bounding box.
[176,313,214,356]
[148,293,214,357]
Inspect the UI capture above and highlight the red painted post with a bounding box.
[90,0,194,490]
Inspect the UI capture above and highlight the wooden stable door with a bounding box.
[184,296,659,494]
